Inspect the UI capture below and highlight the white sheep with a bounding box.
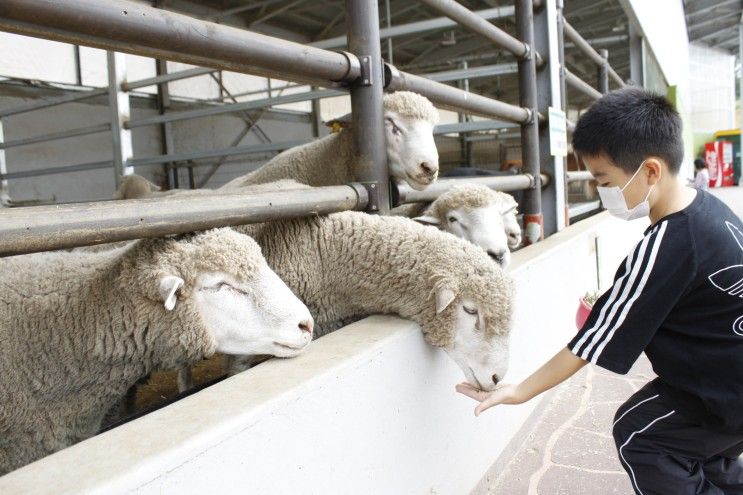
[0,228,313,475]
[221,91,440,191]
[407,184,522,267]
[231,210,514,392]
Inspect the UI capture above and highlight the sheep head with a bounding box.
[125,229,314,364]
[414,185,522,267]
[418,256,514,392]
[328,91,440,191]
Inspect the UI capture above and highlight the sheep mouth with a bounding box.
[273,342,306,352]
[488,252,504,266]
[405,174,435,190]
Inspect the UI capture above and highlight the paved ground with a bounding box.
[483,186,743,495]
[485,357,654,495]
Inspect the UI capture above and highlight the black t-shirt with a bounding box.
[568,190,743,432]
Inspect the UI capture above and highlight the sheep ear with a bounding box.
[158,275,184,311]
[324,113,352,130]
[435,287,457,314]
[413,215,441,226]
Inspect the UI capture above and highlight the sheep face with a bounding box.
[191,267,314,358]
[503,209,522,249]
[420,205,512,268]
[385,110,439,191]
[433,288,510,392]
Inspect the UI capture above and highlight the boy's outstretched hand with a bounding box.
[456,347,589,417]
[456,382,525,416]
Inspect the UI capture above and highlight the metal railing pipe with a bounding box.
[434,120,516,134]
[563,19,624,87]
[386,66,531,124]
[312,6,515,49]
[426,62,518,82]
[392,174,550,205]
[0,185,369,257]
[418,0,544,67]
[122,67,215,91]
[0,123,111,150]
[0,88,108,118]
[566,170,594,182]
[564,68,602,100]
[127,140,310,167]
[126,89,344,129]
[0,0,361,87]
[0,160,114,180]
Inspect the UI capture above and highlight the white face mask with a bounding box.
[596,161,654,221]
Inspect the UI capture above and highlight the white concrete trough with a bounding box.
[0,212,647,495]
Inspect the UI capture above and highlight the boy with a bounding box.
[458,88,743,494]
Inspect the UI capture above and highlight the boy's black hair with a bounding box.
[694,158,705,170]
[572,87,684,175]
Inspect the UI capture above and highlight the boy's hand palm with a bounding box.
[456,382,523,416]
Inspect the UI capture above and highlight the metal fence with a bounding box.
[0,0,623,256]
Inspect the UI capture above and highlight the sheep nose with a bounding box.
[487,250,506,265]
[419,162,436,176]
[492,374,500,386]
[299,319,314,334]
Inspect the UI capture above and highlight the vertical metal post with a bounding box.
[0,120,9,205]
[739,22,743,127]
[556,0,566,112]
[310,86,323,138]
[74,45,83,86]
[106,51,134,187]
[346,0,389,213]
[628,23,643,86]
[457,61,472,166]
[535,0,566,235]
[515,0,542,243]
[598,48,609,94]
[155,59,177,189]
[384,0,394,64]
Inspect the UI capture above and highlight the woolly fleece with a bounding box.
[0,229,268,474]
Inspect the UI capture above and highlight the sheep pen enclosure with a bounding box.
[0,0,641,491]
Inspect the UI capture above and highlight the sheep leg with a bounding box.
[176,366,193,392]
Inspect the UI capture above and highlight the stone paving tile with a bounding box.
[537,466,633,495]
[551,426,621,471]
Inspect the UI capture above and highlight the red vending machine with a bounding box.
[704,141,735,188]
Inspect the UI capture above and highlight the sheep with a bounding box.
[0,228,313,475]
[407,184,522,267]
[443,166,524,205]
[220,91,440,191]
[230,210,514,393]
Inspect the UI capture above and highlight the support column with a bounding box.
[739,22,743,128]
[155,59,178,189]
[0,120,9,206]
[534,0,566,235]
[629,22,643,86]
[516,0,543,243]
[106,51,134,187]
[346,0,389,213]
[598,48,609,94]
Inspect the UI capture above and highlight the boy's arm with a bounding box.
[457,347,587,416]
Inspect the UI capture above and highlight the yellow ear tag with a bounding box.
[330,122,343,133]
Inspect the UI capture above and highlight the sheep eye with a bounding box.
[386,118,402,135]
[463,305,478,315]
[448,216,457,223]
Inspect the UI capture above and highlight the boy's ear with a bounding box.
[644,158,664,183]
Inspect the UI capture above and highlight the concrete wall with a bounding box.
[0,212,647,495]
